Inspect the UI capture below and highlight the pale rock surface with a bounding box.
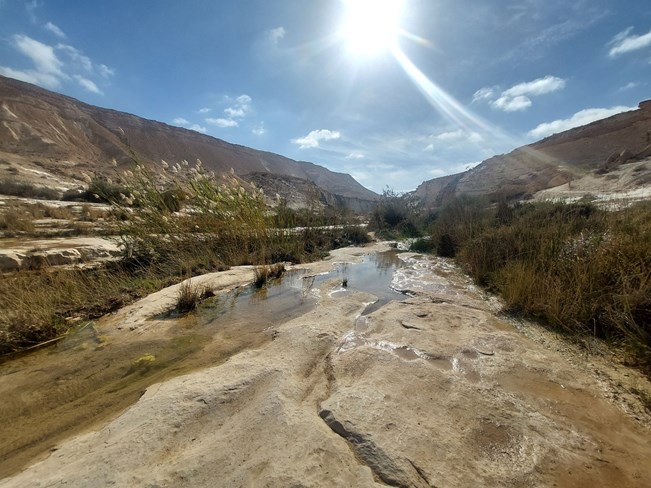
[2,246,650,487]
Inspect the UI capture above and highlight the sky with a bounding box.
[1,0,650,193]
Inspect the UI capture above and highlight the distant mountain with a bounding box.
[0,75,378,208]
[414,101,651,207]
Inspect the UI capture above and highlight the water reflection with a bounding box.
[0,251,405,477]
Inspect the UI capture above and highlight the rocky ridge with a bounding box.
[0,75,378,209]
[415,101,651,207]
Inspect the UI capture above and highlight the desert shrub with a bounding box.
[341,225,372,246]
[0,179,59,200]
[253,263,286,288]
[0,262,174,354]
[0,207,35,234]
[443,199,651,369]
[0,160,369,355]
[175,279,208,314]
[436,233,456,257]
[61,188,94,202]
[368,188,423,238]
[409,237,435,253]
[429,195,492,256]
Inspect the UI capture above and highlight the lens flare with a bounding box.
[341,0,404,56]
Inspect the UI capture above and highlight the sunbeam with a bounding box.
[391,46,512,144]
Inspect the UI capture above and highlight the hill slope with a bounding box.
[0,75,377,206]
[414,101,651,207]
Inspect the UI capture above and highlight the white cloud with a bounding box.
[423,144,434,152]
[268,27,286,45]
[429,130,484,145]
[97,64,114,78]
[609,28,651,57]
[224,107,245,118]
[25,0,38,23]
[44,21,66,38]
[14,34,64,76]
[73,74,102,94]
[173,117,190,125]
[220,94,252,120]
[436,129,465,141]
[189,124,207,133]
[346,152,365,159]
[0,65,60,87]
[56,43,92,71]
[475,75,566,112]
[0,35,64,88]
[292,129,341,149]
[206,117,238,128]
[618,81,641,92]
[198,107,212,113]
[503,75,566,97]
[527,105,637,139]
[468,132,484,143]
[428,168,446,178]
[252,123,265,136]
[0,35,111,95]
[492,95,532,112]
[472,87,495,103]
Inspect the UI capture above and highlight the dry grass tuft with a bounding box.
[175,279,212,314]
[429,197,651,372]
[253,263,285,288]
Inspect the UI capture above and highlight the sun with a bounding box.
[340,0,404,56]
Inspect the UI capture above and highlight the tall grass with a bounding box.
[0,159,371,355]
[0,207,35,235]
[253,263,285,288]
[0,264,173,354]
[428,197,651,371]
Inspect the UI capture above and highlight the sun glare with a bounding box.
[341,0,404,56]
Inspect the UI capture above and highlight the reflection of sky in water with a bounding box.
[201,252,406,328]
[199,269,316,329]
[315,252,406,314]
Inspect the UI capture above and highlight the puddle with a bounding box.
[316,251,406,315]
[0,251,406,477]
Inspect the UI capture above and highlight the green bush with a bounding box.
[409,237,435,253]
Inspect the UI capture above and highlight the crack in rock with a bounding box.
[318,409,429,487]
[400,320,422,331]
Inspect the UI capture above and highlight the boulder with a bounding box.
[0,253,23,272]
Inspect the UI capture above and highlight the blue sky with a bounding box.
[1,0,650,192]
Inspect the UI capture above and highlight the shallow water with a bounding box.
[0,251,405,477]
[316,251,406,314]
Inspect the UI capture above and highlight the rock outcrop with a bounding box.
[0,237,120,272]
[0,75,378,209]
[415,100,651,207]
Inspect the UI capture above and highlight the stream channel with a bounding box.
[0,251,405,478]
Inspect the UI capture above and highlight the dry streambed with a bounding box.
[1,243,650,487]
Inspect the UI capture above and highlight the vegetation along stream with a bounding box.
[0,250,404,477]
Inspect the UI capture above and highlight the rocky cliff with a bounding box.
[0,75,378,207]
[415,101,651,207]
